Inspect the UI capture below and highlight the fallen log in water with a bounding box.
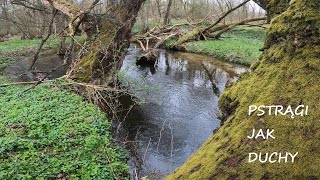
[135,33,177,66]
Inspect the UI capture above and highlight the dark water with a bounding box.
[117,48,246,178]
[4,49,67,82]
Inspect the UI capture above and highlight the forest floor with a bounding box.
[0,40,129,179]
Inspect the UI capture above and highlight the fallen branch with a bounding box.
[0,81,51,87]
[154,33,177,49]
[206,24,231,34]
[136,39,147,52]
[212,17,267,39]
[136,33,177,66]
[170,0,251,47]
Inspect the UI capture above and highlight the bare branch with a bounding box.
[213,17,267,38]
[11,0,49,12]
[204,0,251,32]
[44,0,83,18]
[29,9,58,70]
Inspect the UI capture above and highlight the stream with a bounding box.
[5,47,246,179]
[117,47,246,178]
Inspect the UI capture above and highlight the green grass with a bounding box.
[0,35,87,54]
[0,56,18,71]
[0,53,20,84]
[185,26,265,65]
[0,38,59,54]
[0,39,42,53]
[0,38,129,179]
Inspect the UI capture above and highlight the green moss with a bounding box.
[265,0,290,21]
[70,17,120,82]
[167,0,320,179]
[171,28,201,47]
[72,51,97,81]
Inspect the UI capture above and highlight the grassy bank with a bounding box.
[0,40,129,179]
[185,26,265,66]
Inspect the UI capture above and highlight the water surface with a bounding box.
[117,48,246,178]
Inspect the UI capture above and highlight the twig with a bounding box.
[105,147,118,180]
[116,105,135,133]
[22,63,67,93]
[169,123,174,159]
[143,138,152,164]
[157,119,168,152]
[244,23,268,29]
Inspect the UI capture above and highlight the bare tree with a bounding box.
[141,1,149,33]
[163,0,173,25]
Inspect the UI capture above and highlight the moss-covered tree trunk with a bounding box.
[167,0,320,179]
[46,0,145,84]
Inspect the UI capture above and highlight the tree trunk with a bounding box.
[252,0,290,21]
[141,2,149,33]
[167,0,320,179]
[163,0,173,25]
[45,0,145,84]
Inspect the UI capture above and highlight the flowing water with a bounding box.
[117,48,246,178]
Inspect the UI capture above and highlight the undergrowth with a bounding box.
[0,38,129,179]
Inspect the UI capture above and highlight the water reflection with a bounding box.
[117,48,246,178]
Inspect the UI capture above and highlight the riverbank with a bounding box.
[185,26,265,66]
[0,41,129,179]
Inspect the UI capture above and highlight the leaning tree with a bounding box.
[44,0,145,85]
[167,0,320,179]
